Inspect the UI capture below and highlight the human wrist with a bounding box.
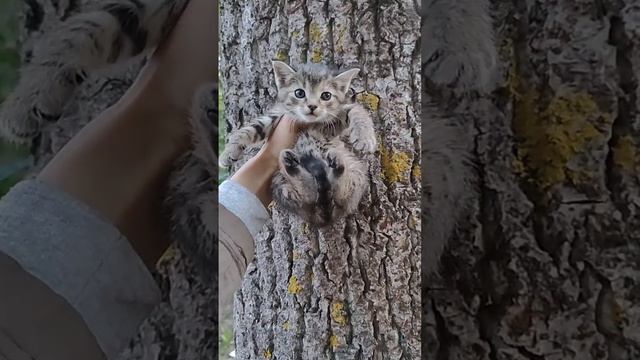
[256,146,281,175]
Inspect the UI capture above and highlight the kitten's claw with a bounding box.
[280,149,300,175]
[326,150,345,176]
[351,135,377,153]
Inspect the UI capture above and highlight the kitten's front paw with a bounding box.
[347,106,377,153]
[219,145,242,168]
[349,128,378,154]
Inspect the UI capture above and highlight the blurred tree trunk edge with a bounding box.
[221,0,421,359]
[422,1,640,359]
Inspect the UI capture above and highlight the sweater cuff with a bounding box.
[0,179,160,359]
[218,179,269,239]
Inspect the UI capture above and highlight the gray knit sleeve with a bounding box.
[218,179,269,239]
[0,179,160,359]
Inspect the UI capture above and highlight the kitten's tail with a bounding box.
[0,0,189,144]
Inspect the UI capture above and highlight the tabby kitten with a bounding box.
[220,61,376,226]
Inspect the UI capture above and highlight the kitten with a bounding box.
[220,61,377,225]
[219,61,377,165]
[0,0,189,143]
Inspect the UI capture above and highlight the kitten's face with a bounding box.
[272,61,359,125]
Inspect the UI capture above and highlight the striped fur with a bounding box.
[219,62,377,167]
[221,61,376,224]
[0,0,189,143]
[272,135,367,227]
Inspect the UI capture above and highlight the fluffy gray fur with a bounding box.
[272,135,367,226]
[421,0,497,93]
[421,0,497,274]
[0,0,189,143]
[221,61,377,226]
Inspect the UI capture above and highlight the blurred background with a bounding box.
[0,0,29,198]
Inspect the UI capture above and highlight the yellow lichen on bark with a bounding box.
[613,135,636,171]
[380,146,411,183]
[411,164,421,179]
[328,334,339,349]
[509,59,612,194]
[288,276,302,294]
[310,48,322,63]
[274,50,287,61]
[335,26,347,53]
[156,246,178,267]
[331,302,347,326]
[309,22,323,42]
[356,92,380,112]
[262,348,272,359]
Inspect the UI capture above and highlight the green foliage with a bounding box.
[218,78,228,182]
[0,0,19,101]
[0,0,28,198]
[218,326,234,359]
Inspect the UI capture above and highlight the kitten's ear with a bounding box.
[272,61,297,89]
[333,68,360,93]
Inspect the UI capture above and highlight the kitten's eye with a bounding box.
[321,92,332,101]
[294,89,306,98]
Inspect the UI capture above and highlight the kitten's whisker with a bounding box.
[326,111,343,135]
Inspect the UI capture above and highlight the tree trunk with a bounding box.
[13,1,218,359]
[220,0,421,359]
[423,0,640,359]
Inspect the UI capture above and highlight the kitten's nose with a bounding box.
[308,105,318,113]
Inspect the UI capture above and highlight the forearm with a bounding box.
[37,0,218,267]
[230,149,279,207]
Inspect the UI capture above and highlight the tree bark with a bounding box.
[220,0,421,359]
[423,1,640,359]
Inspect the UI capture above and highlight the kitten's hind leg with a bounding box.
[325,146,367,216]
[0,0,189,143]
[272,149,315,212]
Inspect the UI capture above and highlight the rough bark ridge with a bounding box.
[12,1,219,359]
[423,1,640,359]
[220,0,421,359]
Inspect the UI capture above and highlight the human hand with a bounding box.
[230,115,301,207]
[257,115,302,169]
[124,0,217,121]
